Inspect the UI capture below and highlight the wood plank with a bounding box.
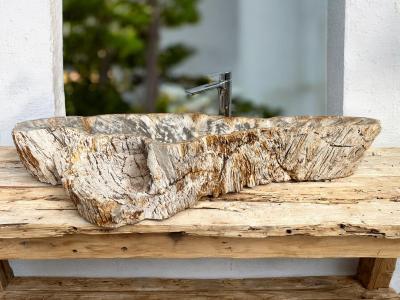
[5,276,365,292]
[3,290,398,300]
[0,147,19,162]
[2,198,400,239]
[2,235,400,259]
[1,148,400,240]
[1,276,399,299]
[0,261,13,290]
[357,258,397,289]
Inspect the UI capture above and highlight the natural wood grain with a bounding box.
[4,276,366,292]
[1,148,400,239]
[357,258,397,289]
[0,147,19,162]
[1,276,399,299]
[0,261,13,291]
[1,235,400,259]
[1,199,400,239]
[3,290,398,300]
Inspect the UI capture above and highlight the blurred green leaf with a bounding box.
[159,43,195,75]
[65,81,132,116]
[162,0,201,27]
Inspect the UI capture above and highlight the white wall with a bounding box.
[342,0,400,147]
[0,0,65,146]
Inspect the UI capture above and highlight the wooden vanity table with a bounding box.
[0,146,399,299]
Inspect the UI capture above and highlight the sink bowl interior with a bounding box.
[14,114,379,144]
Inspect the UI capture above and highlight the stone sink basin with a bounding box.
[13,113,380,227]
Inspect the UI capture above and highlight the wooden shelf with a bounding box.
[1,147,400,258]
[0,146,399,298]
[1,276,399,299]
[1,147,400,240]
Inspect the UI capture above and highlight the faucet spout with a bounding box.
[186,81,228,96]
[185,71,232,117]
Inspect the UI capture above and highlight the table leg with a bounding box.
[357,258,397,289]
[0,260,13,290]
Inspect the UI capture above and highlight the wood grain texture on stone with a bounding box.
[12,114,380,227]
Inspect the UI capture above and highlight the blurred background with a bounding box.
[63,0,327,118]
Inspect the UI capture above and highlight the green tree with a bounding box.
[63,0,200,115]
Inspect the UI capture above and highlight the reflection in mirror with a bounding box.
[63,0,327,117]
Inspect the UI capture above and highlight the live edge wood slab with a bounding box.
[0,146,399,298]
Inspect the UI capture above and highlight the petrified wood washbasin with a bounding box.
[13,114,380,227]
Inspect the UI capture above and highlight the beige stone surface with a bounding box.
[12,114,380,227]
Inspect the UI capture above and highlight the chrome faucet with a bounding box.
[185,72,232,117]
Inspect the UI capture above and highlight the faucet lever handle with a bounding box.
[205,71,231,82]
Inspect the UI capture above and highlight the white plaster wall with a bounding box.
[342,0,400,147]
[0,0,65,146]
